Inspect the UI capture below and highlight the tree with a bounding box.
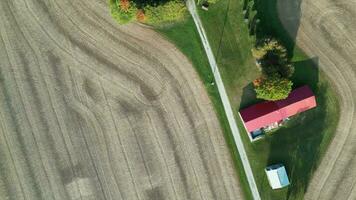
[110,0,189,25]
[144,0,187,25]
[254,74,293,101]
[136,9,145,22]
[251,38,294,100]
[110,0,137,24]
[251,38,288,68]
[262,61,294,78]
[120,0,130,12]
[252,38,287,60]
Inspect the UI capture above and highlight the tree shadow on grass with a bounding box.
[266,58,331,199]
[254,0,303,59]
[239,83,262,109]
[291,57,319,90]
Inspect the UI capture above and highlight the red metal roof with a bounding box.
[239,86,317,133]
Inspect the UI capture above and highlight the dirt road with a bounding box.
[278,0,356,199]
[0,0,243,199]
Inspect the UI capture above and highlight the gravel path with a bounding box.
[278,0,356,199]
[0,0,243,199]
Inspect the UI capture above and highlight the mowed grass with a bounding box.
[157,0,340,199]
[157,17,254,200]
[198,0,260,109]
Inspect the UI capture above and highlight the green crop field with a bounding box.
[157,0,340,199]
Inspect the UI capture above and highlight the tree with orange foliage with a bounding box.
[110,0,187,25]
[253,77,263,87]
[120,0,130,12]
[136,10,145,22]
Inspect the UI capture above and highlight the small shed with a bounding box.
[265,164,290,189]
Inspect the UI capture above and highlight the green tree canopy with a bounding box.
[252,38,294,100]
[254,74,293,101]
[110,0,138,24]
[252,38,294,78]
[109,0,204,25]
[145,0,187,25]
[252,38,287,60]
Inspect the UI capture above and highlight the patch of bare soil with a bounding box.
[0,0,243,199]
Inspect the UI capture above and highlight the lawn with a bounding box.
[157,17,254,200]
[157,0,340,199]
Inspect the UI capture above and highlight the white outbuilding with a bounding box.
[265,164,290,189]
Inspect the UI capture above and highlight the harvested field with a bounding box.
[0,0,243,199]
[278,0,356,199]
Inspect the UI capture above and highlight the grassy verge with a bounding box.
[156,0,340,199]
[157,17,254,200]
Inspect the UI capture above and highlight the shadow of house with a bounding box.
[266,58,332,199]
[239,0,337,198]
[291,57,319,91]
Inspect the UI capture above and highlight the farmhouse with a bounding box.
[265,164,290,189]
[239,85,317,141]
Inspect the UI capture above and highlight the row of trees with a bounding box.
[109,0,187,25]
[251,38,294,101]
[243,0,259,36]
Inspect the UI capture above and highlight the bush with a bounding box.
[145,0,187,25]
[254,74,293,101]
[110,0,137,24]
[136,9,146,22]
[252,38,287,60]
[109,0,187,25]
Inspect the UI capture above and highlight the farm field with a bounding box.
[158,13,256,200]
[0,0,243,199]
[159,0,340,199]
[278,0,356,199]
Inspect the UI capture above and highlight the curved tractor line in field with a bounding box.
[0,0,243,199]
[278,0,356,199]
